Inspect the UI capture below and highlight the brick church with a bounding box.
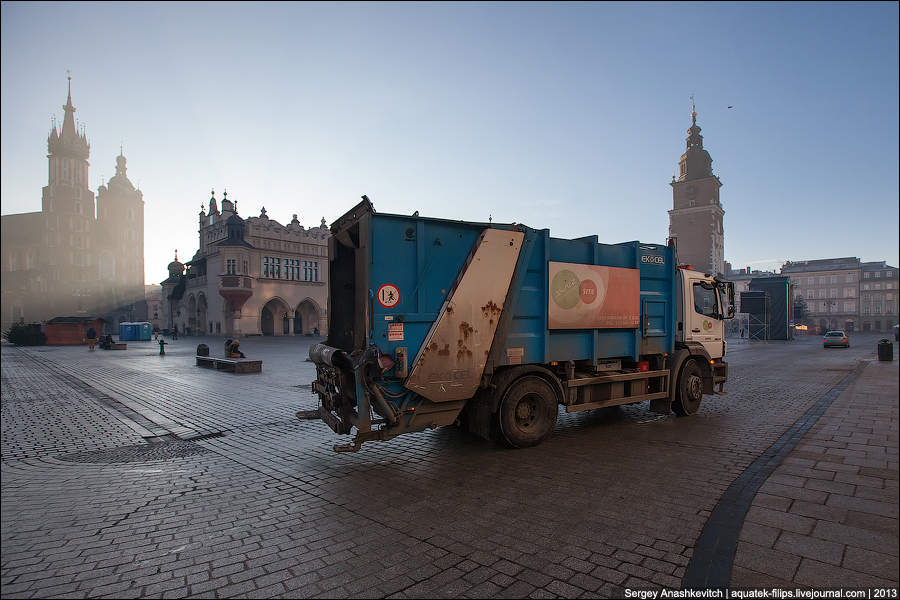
[1,78,145,330]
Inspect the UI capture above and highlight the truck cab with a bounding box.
[677,268,733,359]
[670,268,734,415]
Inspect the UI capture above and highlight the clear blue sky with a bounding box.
[2,2,898,284]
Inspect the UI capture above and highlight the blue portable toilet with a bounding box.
[136,322,152,340]
[118,322,134,341]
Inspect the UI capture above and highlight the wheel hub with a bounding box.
[688,375,702,400]
[515,395,538,428]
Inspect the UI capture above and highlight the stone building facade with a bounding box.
[781,258,860,333]
[668,103,725,276]
[160,191,328,337]
[859,261,898,333]
[1,79,144,331]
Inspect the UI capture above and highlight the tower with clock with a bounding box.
[668,101,725,276]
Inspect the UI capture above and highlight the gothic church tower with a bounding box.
[668,102,725,275]
[41,76,96,313]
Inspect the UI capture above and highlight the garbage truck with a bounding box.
[305,197,735,451]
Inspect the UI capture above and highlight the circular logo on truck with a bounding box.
[551,270,581,309]
[377,284,401,308]
[580,279,598,304]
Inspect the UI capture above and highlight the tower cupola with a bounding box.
[677,100,714,181]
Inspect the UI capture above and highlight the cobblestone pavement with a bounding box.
[1,334,897,598]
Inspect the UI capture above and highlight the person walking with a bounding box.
[86,326,97,351]
[173,324,178,340]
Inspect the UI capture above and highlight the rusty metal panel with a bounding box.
[547,262,640,329]
[405,228,524,402]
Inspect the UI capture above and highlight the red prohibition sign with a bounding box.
[377,284,401,308]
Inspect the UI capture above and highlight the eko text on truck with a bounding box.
[305,198,735,452]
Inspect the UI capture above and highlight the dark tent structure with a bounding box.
[745,276,794,341]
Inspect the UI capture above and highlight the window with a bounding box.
[862,284,870,291]
[819,277,826,285]
[874,271,881,278]
[807,289,814,299]
[830,275,837,284]
[846,274,854,283]
[693,282,718,317]
[225,259,236,274]
[843,301,855,312]
[818,289,826,298]
[888,271,894,277]
[807,277,814,285]
[874,283,882,290]
[865,272,871,279]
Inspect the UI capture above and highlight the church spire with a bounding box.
[677,98,713,181]
[50,73,90,159]
[60,73,77,141]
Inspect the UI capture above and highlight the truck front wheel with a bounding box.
[498,376,558,448]
[673,359,703,416]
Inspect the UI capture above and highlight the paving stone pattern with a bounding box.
[1,334,897,598]
[732,358,899,589]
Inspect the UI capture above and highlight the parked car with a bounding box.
[823,330,849,348]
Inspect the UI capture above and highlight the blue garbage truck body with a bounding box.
[308,199,734,451]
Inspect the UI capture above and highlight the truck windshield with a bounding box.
[693,282,718,318]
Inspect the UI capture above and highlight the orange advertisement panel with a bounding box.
[548,262,640,329]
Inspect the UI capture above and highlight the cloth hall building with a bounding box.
[160,192,329,337]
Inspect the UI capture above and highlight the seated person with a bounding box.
[228,340,245,359]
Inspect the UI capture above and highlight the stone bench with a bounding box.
[195,356,262,374]
[109,343,127,350]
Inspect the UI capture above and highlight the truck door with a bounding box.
[687,278,724,359]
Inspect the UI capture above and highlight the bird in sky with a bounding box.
[727,106,734,109]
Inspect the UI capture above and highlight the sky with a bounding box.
[2,2,898,284]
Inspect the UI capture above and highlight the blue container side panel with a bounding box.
[364,211,676,374]
[368,214,495,361]
[502,228,549,366]
[500,234,676,365]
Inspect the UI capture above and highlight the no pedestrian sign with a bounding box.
[377,284,400,308]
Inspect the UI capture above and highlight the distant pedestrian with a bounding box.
[173,325,178,340]
[86,327,97,351]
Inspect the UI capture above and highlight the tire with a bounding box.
[673,359,703,416]
[497,376,558,448]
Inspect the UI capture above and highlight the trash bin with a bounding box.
[197,344,209,357]
[877,339,893,362]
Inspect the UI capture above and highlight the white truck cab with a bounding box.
[676,268,735,360]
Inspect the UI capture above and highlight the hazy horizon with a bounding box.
[2,2,898,285]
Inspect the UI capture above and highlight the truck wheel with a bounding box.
[498,376,558,448]
[673,359,703,416]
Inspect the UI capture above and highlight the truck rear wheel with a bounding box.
[498,376,558,448]
[673,359,703,416]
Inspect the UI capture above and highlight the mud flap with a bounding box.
[650,397,672,414]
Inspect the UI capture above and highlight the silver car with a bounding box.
[823,330,849,348]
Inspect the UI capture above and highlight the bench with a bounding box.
[109,343,127,350]
[195,356,262,374]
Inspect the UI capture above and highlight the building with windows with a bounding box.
[160,192,328,337]
[858,261,898,333]
[668,102,725,276]
[1,79,144,331]
[781,258,860,333]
